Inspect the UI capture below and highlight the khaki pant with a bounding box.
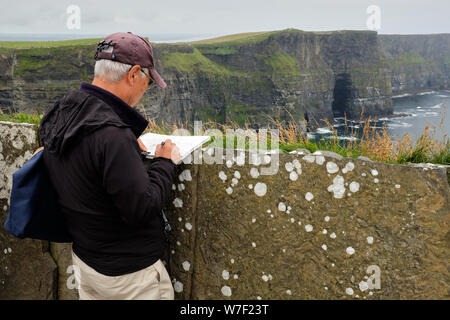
[71,251,174,300]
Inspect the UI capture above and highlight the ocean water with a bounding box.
[309,90,450,148]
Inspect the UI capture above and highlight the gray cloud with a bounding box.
[0,0,448,36]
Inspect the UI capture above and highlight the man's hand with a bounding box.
[154,139,181,164]
[137,138,147,152]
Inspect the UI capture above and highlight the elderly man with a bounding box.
[38,32,181,300]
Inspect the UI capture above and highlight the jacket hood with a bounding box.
[39,88,131,156]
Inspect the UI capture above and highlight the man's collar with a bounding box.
[79,81,149,138]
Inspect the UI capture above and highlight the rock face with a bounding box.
[0,121,58,299]
[1,29,448,131]
[1,122,449,299]
[379,34,450,93]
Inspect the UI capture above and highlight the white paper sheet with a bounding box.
[139,132,211,164]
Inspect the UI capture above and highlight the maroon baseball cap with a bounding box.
[94,32,167,89]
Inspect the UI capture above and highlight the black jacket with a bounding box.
[39,82,178,276]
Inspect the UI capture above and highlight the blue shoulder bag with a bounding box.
[4,149,72,242]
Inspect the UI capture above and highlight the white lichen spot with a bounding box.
[231,259,235,264]
[330,232,337,239]
[290,218,295,223]
[250,167,260,179]
[285,162,294,172]
[218,171,227,182]
[248,184,253,189]
[327,175,346,199]
[305,192,314,201]
[252,218,256,223]
[221,286,232,297]
[179,169,192,182]
[286,289,292,295]
[172,184,176,190]
[226,160,233,168]
[263,155,271,164]
[349,181,360,193]
[362,172,367,177]
[325,216,330,222]
[289,171,298,181]
[322,244,328,251]
[233,274,238,279]
[305,224,313,232]
[178,183,185,191]
[395,184,401,189]
[252,242,256,248]
[316,156,325,165]
[234,171,241,179]
[278,202,287,212]
[326,161,339,174]
[231,177,238,185]
[293,159,301,169]
[359,281,369,292]
[367,236,374,244]
[178,217,182,222]
[176,241,181,246]
[182,261,191,271]
[222,270,230,280]
[185,223,192,231]
[322,229,327,234]
[266,209,271,213]
[346,288,354,295]
[174,281,184,293]
[3,249,6,254]
[173,198,183,208]
[254,182,267,197]
[346,247,355,255]
[374,178,379,183]
[303,154,316,163]
[262,275,269,282]
[342,168,348,174]
[257,296,262,300]
[226,187,233,195]
[345,162,355,172]
[371,169,378,176]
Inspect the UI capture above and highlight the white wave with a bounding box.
[436,95,449,98]
[316,127,333,134]
[416,106,422,109]
[430,103,443,109]
[423,112,439,117]
[387,122,413,128]
[417,91,437,96]
[392,93,412,99]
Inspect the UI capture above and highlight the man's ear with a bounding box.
[127,65,140,84]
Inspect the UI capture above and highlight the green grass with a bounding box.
[162,48,237,75]
[0,38,102,49]
[0,111,43,125]
[258,52,301,76]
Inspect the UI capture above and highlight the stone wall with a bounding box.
[0,121,449,299]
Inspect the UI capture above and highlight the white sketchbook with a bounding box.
[139,132,211,165]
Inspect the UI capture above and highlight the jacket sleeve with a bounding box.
[100,126,177,227]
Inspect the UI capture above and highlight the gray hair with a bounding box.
[94,59,148,82]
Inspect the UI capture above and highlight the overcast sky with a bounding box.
[1,0,449,39]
